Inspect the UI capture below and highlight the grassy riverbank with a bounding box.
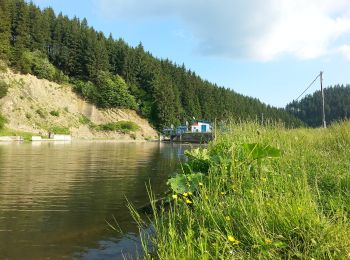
[136,121,350,259]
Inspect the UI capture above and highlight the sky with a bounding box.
[31,0,350,107]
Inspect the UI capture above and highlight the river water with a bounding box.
[0,141,189,259]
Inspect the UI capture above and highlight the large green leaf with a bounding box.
[167,173,204,193]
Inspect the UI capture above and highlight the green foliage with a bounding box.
[95,71,137,109]
[287,85,350,127]
[49,126,70,135]
[0,80,9,99]
[79,114,91,125]
[0,60,8,72]
[21,50,60,81]
[0,127,35,142]
[167,173,204,194]
[240,143,281,160]
[0,113,7,130]
[72,80,98,103]
[138,121,350,259]
[49,110,59,117]
[184,148,211,174]
[0,0,303,130]
[95,121,139,134]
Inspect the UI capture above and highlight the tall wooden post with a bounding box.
[320,71,326,128]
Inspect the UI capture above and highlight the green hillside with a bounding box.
[0,0,303,128]
[286,85,350,127]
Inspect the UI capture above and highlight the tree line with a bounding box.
[0,0,303,128]
[286,85,350,127]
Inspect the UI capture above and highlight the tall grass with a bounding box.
[135,121,350,259]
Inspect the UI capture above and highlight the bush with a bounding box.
[49,126,70,135]
[79,114,91,125]
[0,113,7,130]
[72,80,98,103]
[96,121,139,134]
[0,60,7,72]
[95,71,138,109]
[18,51,68,83]
[0,80,9,99]
[50,110,60,117]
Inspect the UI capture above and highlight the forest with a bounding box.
[286,85,350,127]
[0,0,303,129]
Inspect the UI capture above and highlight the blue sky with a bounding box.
[31,0,350,107]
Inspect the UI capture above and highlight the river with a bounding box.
[0,141,190,259]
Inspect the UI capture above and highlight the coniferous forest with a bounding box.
[0,0,303,129]
[286,85,350,127]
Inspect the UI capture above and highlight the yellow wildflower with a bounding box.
[225,216,231,221]
[228,235,240,245]
[220,191,226,195]
[265,239,272,244]
[188,191,193,196]
[185,199,193,204]
[183,192,188,197]
[172,194,178,199]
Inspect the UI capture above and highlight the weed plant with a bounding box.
[134,121,350,259]
[95,121,139,134]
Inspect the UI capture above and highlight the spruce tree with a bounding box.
[0,0,11,61]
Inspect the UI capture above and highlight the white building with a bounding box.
[191,121,211,133]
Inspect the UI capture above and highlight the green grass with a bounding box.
[133,121,350,259]
[49,126,70,135]
[95,121,139,134]
[0,127,37,141]
[79,114,91,125]
[0,113,7,130]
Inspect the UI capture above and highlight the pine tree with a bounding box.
[10,0,31,70]
[0,0,11,61]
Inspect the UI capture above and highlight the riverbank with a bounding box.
[137,121,350,259]
[0,69,158,141]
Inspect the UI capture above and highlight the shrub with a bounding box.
[25,113,31,119]
[96,121,139,134]
[79,114,91,125]
[18,51,68,83]
[95,71,138,109]
[49,126,70,135]
[0,60,7,72]
[72,80,98,103]
[0,113,7,130]
[50,110,60,117]
[0,80,9,99]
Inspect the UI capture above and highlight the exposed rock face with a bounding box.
[0,69,158,140]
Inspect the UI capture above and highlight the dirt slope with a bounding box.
[0,69,158,140]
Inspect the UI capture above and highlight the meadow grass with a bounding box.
[0,127,36,141]
[134,121,350,259]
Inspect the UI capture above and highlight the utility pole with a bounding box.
[320,71,326,128]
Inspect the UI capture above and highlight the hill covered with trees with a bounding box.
[0,0,303,128]
[286,85,350,127]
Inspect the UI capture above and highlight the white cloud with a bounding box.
[337,44,350,59]
[95,0,350,61]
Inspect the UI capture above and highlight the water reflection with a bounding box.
[0,141,191,259]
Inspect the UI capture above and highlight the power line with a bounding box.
[295,74,320,101]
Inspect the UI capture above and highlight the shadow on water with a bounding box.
[0,141,192,259]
